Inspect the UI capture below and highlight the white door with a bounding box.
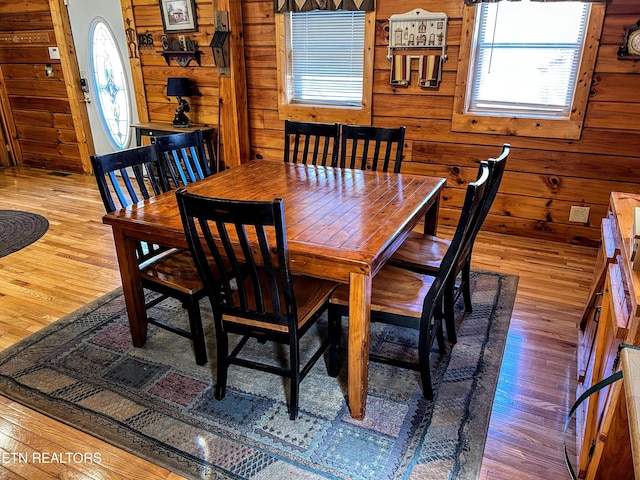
[67,0,138,154]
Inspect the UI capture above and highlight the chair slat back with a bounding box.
[441,144,509,273]
[477,143,510,229]
[422,162,490,321]
[284,120,340,167]
[154,130,212,188]
[177,190,297,330]
[457,143,511,266]
[91,145,170,263]
[340,125,406,173]
[91,145,167,213]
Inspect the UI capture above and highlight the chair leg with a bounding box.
[444,278,457,344]
[289,330,300,420]
[436,317,446,354]
[461,258,473,313]
[215,327,229,400]
[435,297,447,354]
[327,305,342,377]
[185,298,207,366]
[418,323,434,401]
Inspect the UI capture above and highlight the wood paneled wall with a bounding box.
[3,0,639,245]
[0,0,90,172]
[243,0,640,247]
[127,0,220,127]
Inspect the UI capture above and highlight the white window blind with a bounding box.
[288,10,364,107]
[469,1,590,118]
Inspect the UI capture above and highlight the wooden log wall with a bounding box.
[0,0,91,173]
[2,0,638,245]
[243,0,640,247]
[126,0,254,167]
[126,0,220,132]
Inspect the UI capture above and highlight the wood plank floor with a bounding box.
[0,166,597,479]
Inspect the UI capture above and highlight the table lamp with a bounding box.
[167,77,191,128]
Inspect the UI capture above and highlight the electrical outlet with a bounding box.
[570,206,590,223]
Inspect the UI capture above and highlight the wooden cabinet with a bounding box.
[577,192,640,479]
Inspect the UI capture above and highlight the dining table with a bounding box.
[102,160,446,420]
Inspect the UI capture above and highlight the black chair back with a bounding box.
[339,125,406,173]
[91,145,172,264]
[91,144,168,214]
[284,120,340,167]
[417,161,490,356]
[456,144,511,271]
[177,191,296,330]
[477,143,510,231]
[153,130,212,188]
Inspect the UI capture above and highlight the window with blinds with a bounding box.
[287,10,365,107]
[468,1,590,118]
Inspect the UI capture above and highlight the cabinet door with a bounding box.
[579,265,627,477]
[578,218,619,383]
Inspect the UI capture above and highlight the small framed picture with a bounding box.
[158,0,198,33]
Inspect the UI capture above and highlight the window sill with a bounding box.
[451,113,583,140]
[278,103,371,125]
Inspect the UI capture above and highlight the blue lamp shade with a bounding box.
[167,77,191,97]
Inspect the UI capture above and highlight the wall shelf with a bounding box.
[160,50,201,67]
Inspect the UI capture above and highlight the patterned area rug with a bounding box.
[0,210,49,258]
[0,270,517,480]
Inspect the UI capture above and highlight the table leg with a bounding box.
[111,228,148,346]
[135,128,142,147]
[423,194,441,236]
[347,271,371,420]
[203,130,218,172]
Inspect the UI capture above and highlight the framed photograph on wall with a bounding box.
[159,0,198,33]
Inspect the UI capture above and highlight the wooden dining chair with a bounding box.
[389,144,510,344]
[328,162,491,399]
[283,120,340,166]
[91,145,209,366]
[153,130,213,188]
[339,124,406,173]
[176,190,340,420]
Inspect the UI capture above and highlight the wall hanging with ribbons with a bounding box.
[387,9,448,89]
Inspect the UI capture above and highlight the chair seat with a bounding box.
[225,272,338,332]
[140,249,204,296]
[390,231,449,273]
[329,265,434,319]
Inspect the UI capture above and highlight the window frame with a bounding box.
[276,11,374,125]
[452,3,605,140]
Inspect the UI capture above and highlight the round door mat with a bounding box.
[0,210,49,258]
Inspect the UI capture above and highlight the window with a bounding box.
[470,2,589,117]
[289,10,364,106]
[452,1,605,140]
[276,10,374,124]
[90,19,131,149]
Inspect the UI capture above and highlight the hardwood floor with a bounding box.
[0,166,597,479]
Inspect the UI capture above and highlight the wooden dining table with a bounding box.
[102,160,446,420]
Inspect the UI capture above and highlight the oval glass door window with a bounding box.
[90,19,130,149]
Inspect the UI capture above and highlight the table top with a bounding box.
[103,161,445,282]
